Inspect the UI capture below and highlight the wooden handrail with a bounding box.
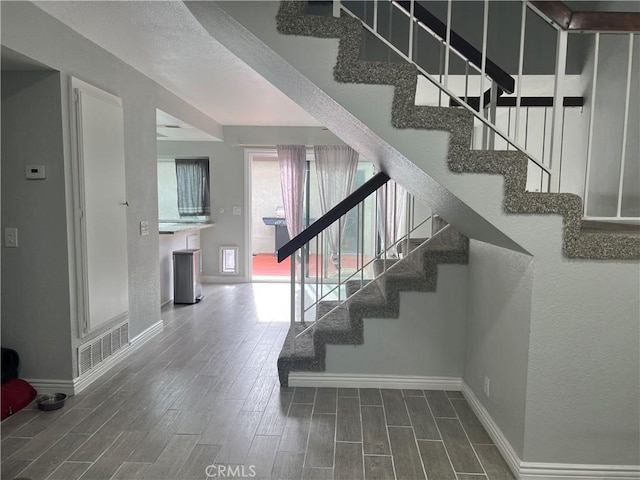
[395,0,516,94]
[277,172,390,262]
[531,1,640,32]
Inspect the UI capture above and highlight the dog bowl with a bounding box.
[37,393,67,411]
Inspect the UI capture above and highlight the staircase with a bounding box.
[186,0,640,468]
[275,1,639,261]
[278,223,468,386]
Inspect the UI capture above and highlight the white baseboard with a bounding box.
[289,372,462,390]
[461,381,521,477]
[518,463,640,480]
[461,382,640,480]
[24,378,75,396]
[129,319,164,346]
[72,319,163,394]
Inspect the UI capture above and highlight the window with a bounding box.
[158,157,210,221]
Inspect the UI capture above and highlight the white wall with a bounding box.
[1,1,224,381]
[325,264,468,377]
[1,70,74,380]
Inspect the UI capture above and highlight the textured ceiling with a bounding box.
[33,1,321,127]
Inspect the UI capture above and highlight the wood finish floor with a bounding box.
[1,283,514,480]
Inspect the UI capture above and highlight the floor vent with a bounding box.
[78,322,129,376]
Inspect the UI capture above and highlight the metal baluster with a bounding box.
[516,2,526,145]
[361,200,365,284]
[373,0,378,34]
[392,183,397,256]
[333,0,340,18]
[488,81,498,149]
[300,245,305,323]
[383,183,388,272]
[439,42,444,107]
[507,107,512,151]
[338,218,342,303]
[408,0,415,62]
[405,192,411,255]
[583,33,600,216]
[290,251,296,340]
[315,234,319,310]
[549,29,568,193]
[617,33,634,218]
[356,201,360,275]
[479,0,488,113]
[464,60,470,104]
[479,0,489,148]
[444,0,452,90]
[320,230,324,299]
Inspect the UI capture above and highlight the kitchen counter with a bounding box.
[159,222,214,234]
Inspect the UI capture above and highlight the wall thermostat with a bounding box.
[25,165,46,179]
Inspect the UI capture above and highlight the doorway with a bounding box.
[245,148,376,283]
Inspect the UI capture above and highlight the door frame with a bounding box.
[244,148,279,281]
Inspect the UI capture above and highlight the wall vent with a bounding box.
[77,322,129,376]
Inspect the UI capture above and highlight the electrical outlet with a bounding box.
[4,227,18,248]
[140,220,150,236]
[484,376,491,397]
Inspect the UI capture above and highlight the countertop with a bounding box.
[159,222,214,234]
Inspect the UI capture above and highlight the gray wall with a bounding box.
[1,71,73,380]
[325,264,468,377]
[1,1,223,381]
[157,126,345,281]
[464,240,532,458]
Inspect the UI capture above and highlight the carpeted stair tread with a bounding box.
[315,301,363,344]
[275,1,640,261]
[277,226,469,386]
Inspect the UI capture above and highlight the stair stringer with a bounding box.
[277,225,469,387]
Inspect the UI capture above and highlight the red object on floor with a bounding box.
[1,378,37,420]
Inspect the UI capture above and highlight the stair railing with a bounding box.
[524,1,640,221]
[335,0,555,191]
[279,172,439,344]
[331,0,639,217]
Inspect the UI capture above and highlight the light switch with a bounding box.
[25,165,46,179]
[140,220,150,236]
[4,227,18,248]
[232,206,242,216]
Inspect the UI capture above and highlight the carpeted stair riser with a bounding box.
[278,226,469,386]
[275,1,640,261]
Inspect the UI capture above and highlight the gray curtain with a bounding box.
[176,158,210,216]
[314,145,359,262]
[277,145,307,239]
